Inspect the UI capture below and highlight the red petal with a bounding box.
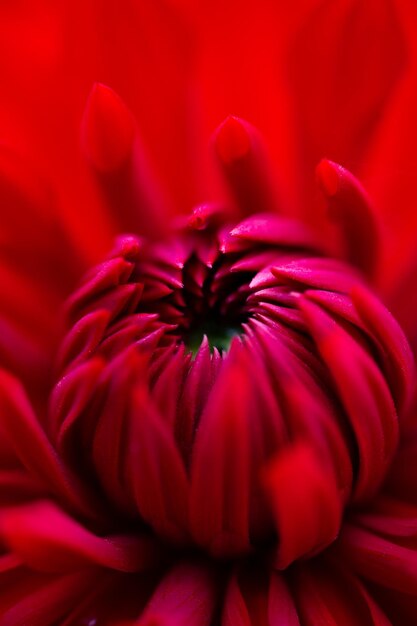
[0,500,159,573]
[82,83,136,173]
[316,159,379,280]
[222,574,252,626]
[82,83,170,238]
[0,569,99,626]
[299,296,398,501]
[128,378,190,545]
[351,284,415,413]
[189,345,251,557]
[223,214,320,253]
[292,560,391,625]
[214,116,282,218]
[268,572,300,625]
[336,522,417,595]
[0,369,101,520]
[138,562,217,626]
[263,444,342,569]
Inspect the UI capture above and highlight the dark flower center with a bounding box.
[186,320,242,355]
[177,254,253,354]
[133,241,255,356]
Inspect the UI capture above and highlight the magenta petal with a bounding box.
[0,569,99,626]
[268,572,300,625]
[49,357,105,445]
[336,522,417,595]
[189,347,251,558]
[0,369,101,520]
[299,296,398,501]
[222,573,252,626]
[227,214,321,252]
[351,284,415,413]
[82,83,170,238]
[316,159,380,280]
[214,116,282,219]
[292,560,391,626]
[128,374,190,545]
[271,257,361,294]
[0,500,159,573]
[82,82,136,173]
[263,444,342,569]
[56,309,110,374]
[138,562,217,626]
[222,569,300,626]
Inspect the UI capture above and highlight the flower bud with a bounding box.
[52,202,413,568]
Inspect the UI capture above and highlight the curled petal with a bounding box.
[268,572,300,625]
[271,257,361,294]
[138,561,217,626]
[151,344,191,427]
[250,322,353,502]
[190,344,251,558]
[303,285,415,415]
[56,309,111,374]
[0,500,159,573]
[316,159,380,281]
[292,561,391,625]
[187,203,226,231]
[128,370,190,544]
[222,214,321,254]
[71,282,143,328]
[177,336,214,460]
[66,252,138,324]
[82,83,169,238]
[49,357,105,443]
[350,496,417,541]
[299,296,398,501]
[0,569,100,626]
[82,82,136,173]
[336,522,417,595]
[263,444,342,569]
[0,369,101,520]
[222,569,300,626]
[70,257,135,309]
[222,573,252,626]
[214,116,282,218]
[351,284,415,413]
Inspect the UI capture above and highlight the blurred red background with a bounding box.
[0,0,415,287]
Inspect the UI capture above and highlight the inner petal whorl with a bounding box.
[53,214,414,567]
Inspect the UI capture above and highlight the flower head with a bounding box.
[0,83,415,624]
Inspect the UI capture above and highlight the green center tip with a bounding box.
[186,320,242,356]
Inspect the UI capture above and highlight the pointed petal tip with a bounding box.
[214,115,251,165]
[82,82,136,173]
[187,203,222,231]
[317,160,379,280]
[316,159,341,197]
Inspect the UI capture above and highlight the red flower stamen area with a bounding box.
[0,86,416,625]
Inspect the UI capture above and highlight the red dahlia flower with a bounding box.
[0,81,416,624]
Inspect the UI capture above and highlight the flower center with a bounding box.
[134,240,255,356]
[186,320,242,355]
[179,254,252,354]
[56,215,411,569]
